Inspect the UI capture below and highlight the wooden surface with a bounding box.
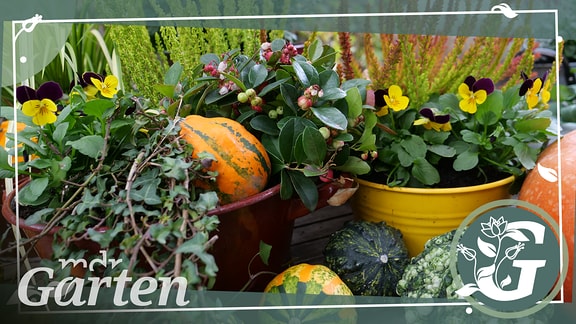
[289,203,354,266]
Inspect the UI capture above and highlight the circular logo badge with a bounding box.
[449,200,568,318]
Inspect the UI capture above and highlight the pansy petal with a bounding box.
[83,72,103,85]
[36,81,63,102]
[419,108,435,119]
[475,90,487,104]
[463,76,476,89]
[33,110,57,126]
[84,85,99,97]
[519,79,533,96]
[388,85,403,98]
[532,78,542,93]
[458,83,472,98]
[22,100,41,117]
[373,89,388,108]
[104,75,119,89]
[433,114,450,124]
[40,99,58,112]
[473,78,494,95]
[413,117,429,126]
[16,86,37,104]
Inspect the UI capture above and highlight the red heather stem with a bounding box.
[338,32,355,80]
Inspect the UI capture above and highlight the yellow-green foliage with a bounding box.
[109,24,168,102]
[357,34,537,108]
[158,27,264,77]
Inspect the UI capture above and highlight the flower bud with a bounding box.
[237,92,249,103]
[245,88,257,98]
[297,95,312,110]
[319,127,331,140]
[250,96,263,107]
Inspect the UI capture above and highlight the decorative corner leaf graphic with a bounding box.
[502,229,530,242]
[476,264,496,281]
[477,237,497,258]
[456,283,480,297]
[500,275,512,289]
[536,163,558,183]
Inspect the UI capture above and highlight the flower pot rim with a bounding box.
[355,174,515,194]
[207,183,281,215]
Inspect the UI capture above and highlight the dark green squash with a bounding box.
[323,220,409,296]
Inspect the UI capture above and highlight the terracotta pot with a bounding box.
[2,179,352,291]
[350,175,515,257]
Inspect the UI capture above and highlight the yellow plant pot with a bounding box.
[350,175,515,257]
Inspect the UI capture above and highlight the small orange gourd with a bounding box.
[180,115,271,204]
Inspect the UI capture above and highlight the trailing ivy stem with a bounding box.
[174,208,188,278]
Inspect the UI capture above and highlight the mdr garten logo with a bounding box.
[450,200,569,318]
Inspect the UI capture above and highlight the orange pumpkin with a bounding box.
[180,115,271,204]
[518,130,575,302]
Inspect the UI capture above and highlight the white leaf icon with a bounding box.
[477,237,497,258]
[456,283,480,297]
[536,163,558,183]
[500,275,512,288]
[477,264,496,281]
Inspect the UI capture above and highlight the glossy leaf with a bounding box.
[311,107,347,130]
[248,63,268,88]
[288,170,319,211]
[302,126,327,166]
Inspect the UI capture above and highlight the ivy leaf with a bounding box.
[66,135,104,159]
[87,223,123,248]
[259,241,272,266]
[311,107,347,130]
[130,171,162,205]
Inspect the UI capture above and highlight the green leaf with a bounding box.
[288,170,319,211]
[311,107,347,130]
[155,84,177,99]
[248,64,268,88]
[270,39,286,51]
[66,135,104,159]
[278,118,311,162]
[454,150,479,171]
[293,133,306,164]
[319,70,340,90]
[279,169,294,200]
[87,223,123,248]
[293,61,319,87]
[200,53,220,65]
[428,144,456,157]
[259,241,272,266]
[307,39,324,62]
[149,223,171,245]
[302,127,326,165]
[131,171,162,205]
[24,208,54,226]
[515,118,551,132]
[321,87,347,101]
[476,90,503,125]
[83,99,115,118]
[513,142,538,169]
[164,62,183,85]
[461,130,483,145]
[0,147,14,171]
[258,78,288,97]
[250,115,280,136]
[345,87,363,119]
[412,158,440,185]
[333,156,371,175]
[401,135,427,158]
[193,192,219,214]
[52,122,68,145]
[280,83,299,114]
